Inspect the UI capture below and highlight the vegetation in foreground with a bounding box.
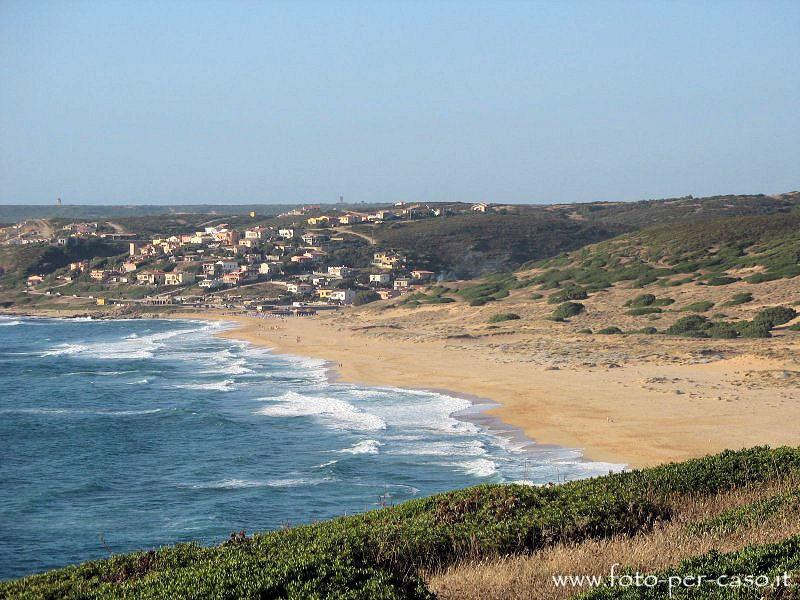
[3,446,800,599]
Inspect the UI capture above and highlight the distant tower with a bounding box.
[339,195,344,204]
[57,197,62,206]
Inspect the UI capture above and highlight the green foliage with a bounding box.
[721,292,753,307]
[703,275,740,286]
[455,273,519,305]
[598,326,623,334]
[626,307,662,316]
[547,285,588,304]
[637,327,658,334]
[365,211,626,278]
[6,447,800,600]
[398,290,455,308]
[487,312,521,323]
[788,323,800,331]
[578,328,593,334]
[0,240,126,284]
[680,301,715,313]
[666,314,774,339]
[687,490,800,536]
[625,293,656,307]
[526,210,800,294]
[552,302,585,320]
[753,306,797,328]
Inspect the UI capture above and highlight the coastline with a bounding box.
[185,314,621,473]
[171,310,800,468]
[6,307,799,468]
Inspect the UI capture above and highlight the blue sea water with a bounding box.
[0,315,620,579]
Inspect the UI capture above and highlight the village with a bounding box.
[4,202,495,315]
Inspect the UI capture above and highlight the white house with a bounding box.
[369,273,391,285]
[199,278,224,290]
[278,228,296,239]
[327,265,355,278]
[329,289,357,305]
[164,272,196,286]
[215,260,239,273]
[286,282,313,295]
[259,262,282,275]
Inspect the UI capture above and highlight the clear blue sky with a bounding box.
[1,1,798,205]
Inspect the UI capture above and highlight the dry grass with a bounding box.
[425,478,800,600]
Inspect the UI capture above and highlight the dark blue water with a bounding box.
[0,316,619,579]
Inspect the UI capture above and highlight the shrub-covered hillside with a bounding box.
[0,240,127,285]
[351,193,799,279]
[3,446,800,599]
[526,211,800,292]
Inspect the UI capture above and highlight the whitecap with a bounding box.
[338,439,382,454]
[0,319,22,327]
[256,391,386,431]
[193,477,330,489]
[176,379,237,392]
[460,458,498,477]
[389,439,486,457]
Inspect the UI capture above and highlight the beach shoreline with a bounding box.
[173,309,799,468]
[4,306,799,468]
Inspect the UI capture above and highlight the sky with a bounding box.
[0,1,798,206]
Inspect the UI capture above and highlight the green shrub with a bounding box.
[721,292,754,307]
[456,273,518,305]
[577,328,593,334]
[529,292,543,300]
[680,301,715,312]
[626,307,662,316]
[789,323,800,331]
[753,306,797,328]
[625,293,656,307]
[552,302,585,320]
[547,285,588,304]
[488,312,521,323]
[732,320,773,338]
[637,327,658,334]
[597,326,623,334]
[704,275,740,286]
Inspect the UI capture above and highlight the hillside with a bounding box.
[3,447,799,599]
[347,193,800,278]
[0,240,127,286]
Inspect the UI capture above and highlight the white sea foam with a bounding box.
[177,379,237,392]
[0,319,22,327]
[39,327,203,360]
[460,458,498,477]
[364,389,478,435]
[389,439,486,457]
[195,477,330,489]
[339,439,382,454]
[256,391,386,431]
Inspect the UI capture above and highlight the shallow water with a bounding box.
[0,315,620,578]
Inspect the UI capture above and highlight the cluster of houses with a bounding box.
[28,216,441,309]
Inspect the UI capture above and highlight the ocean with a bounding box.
[0,315,620,579]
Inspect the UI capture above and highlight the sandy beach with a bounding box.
[166,305,800,468]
